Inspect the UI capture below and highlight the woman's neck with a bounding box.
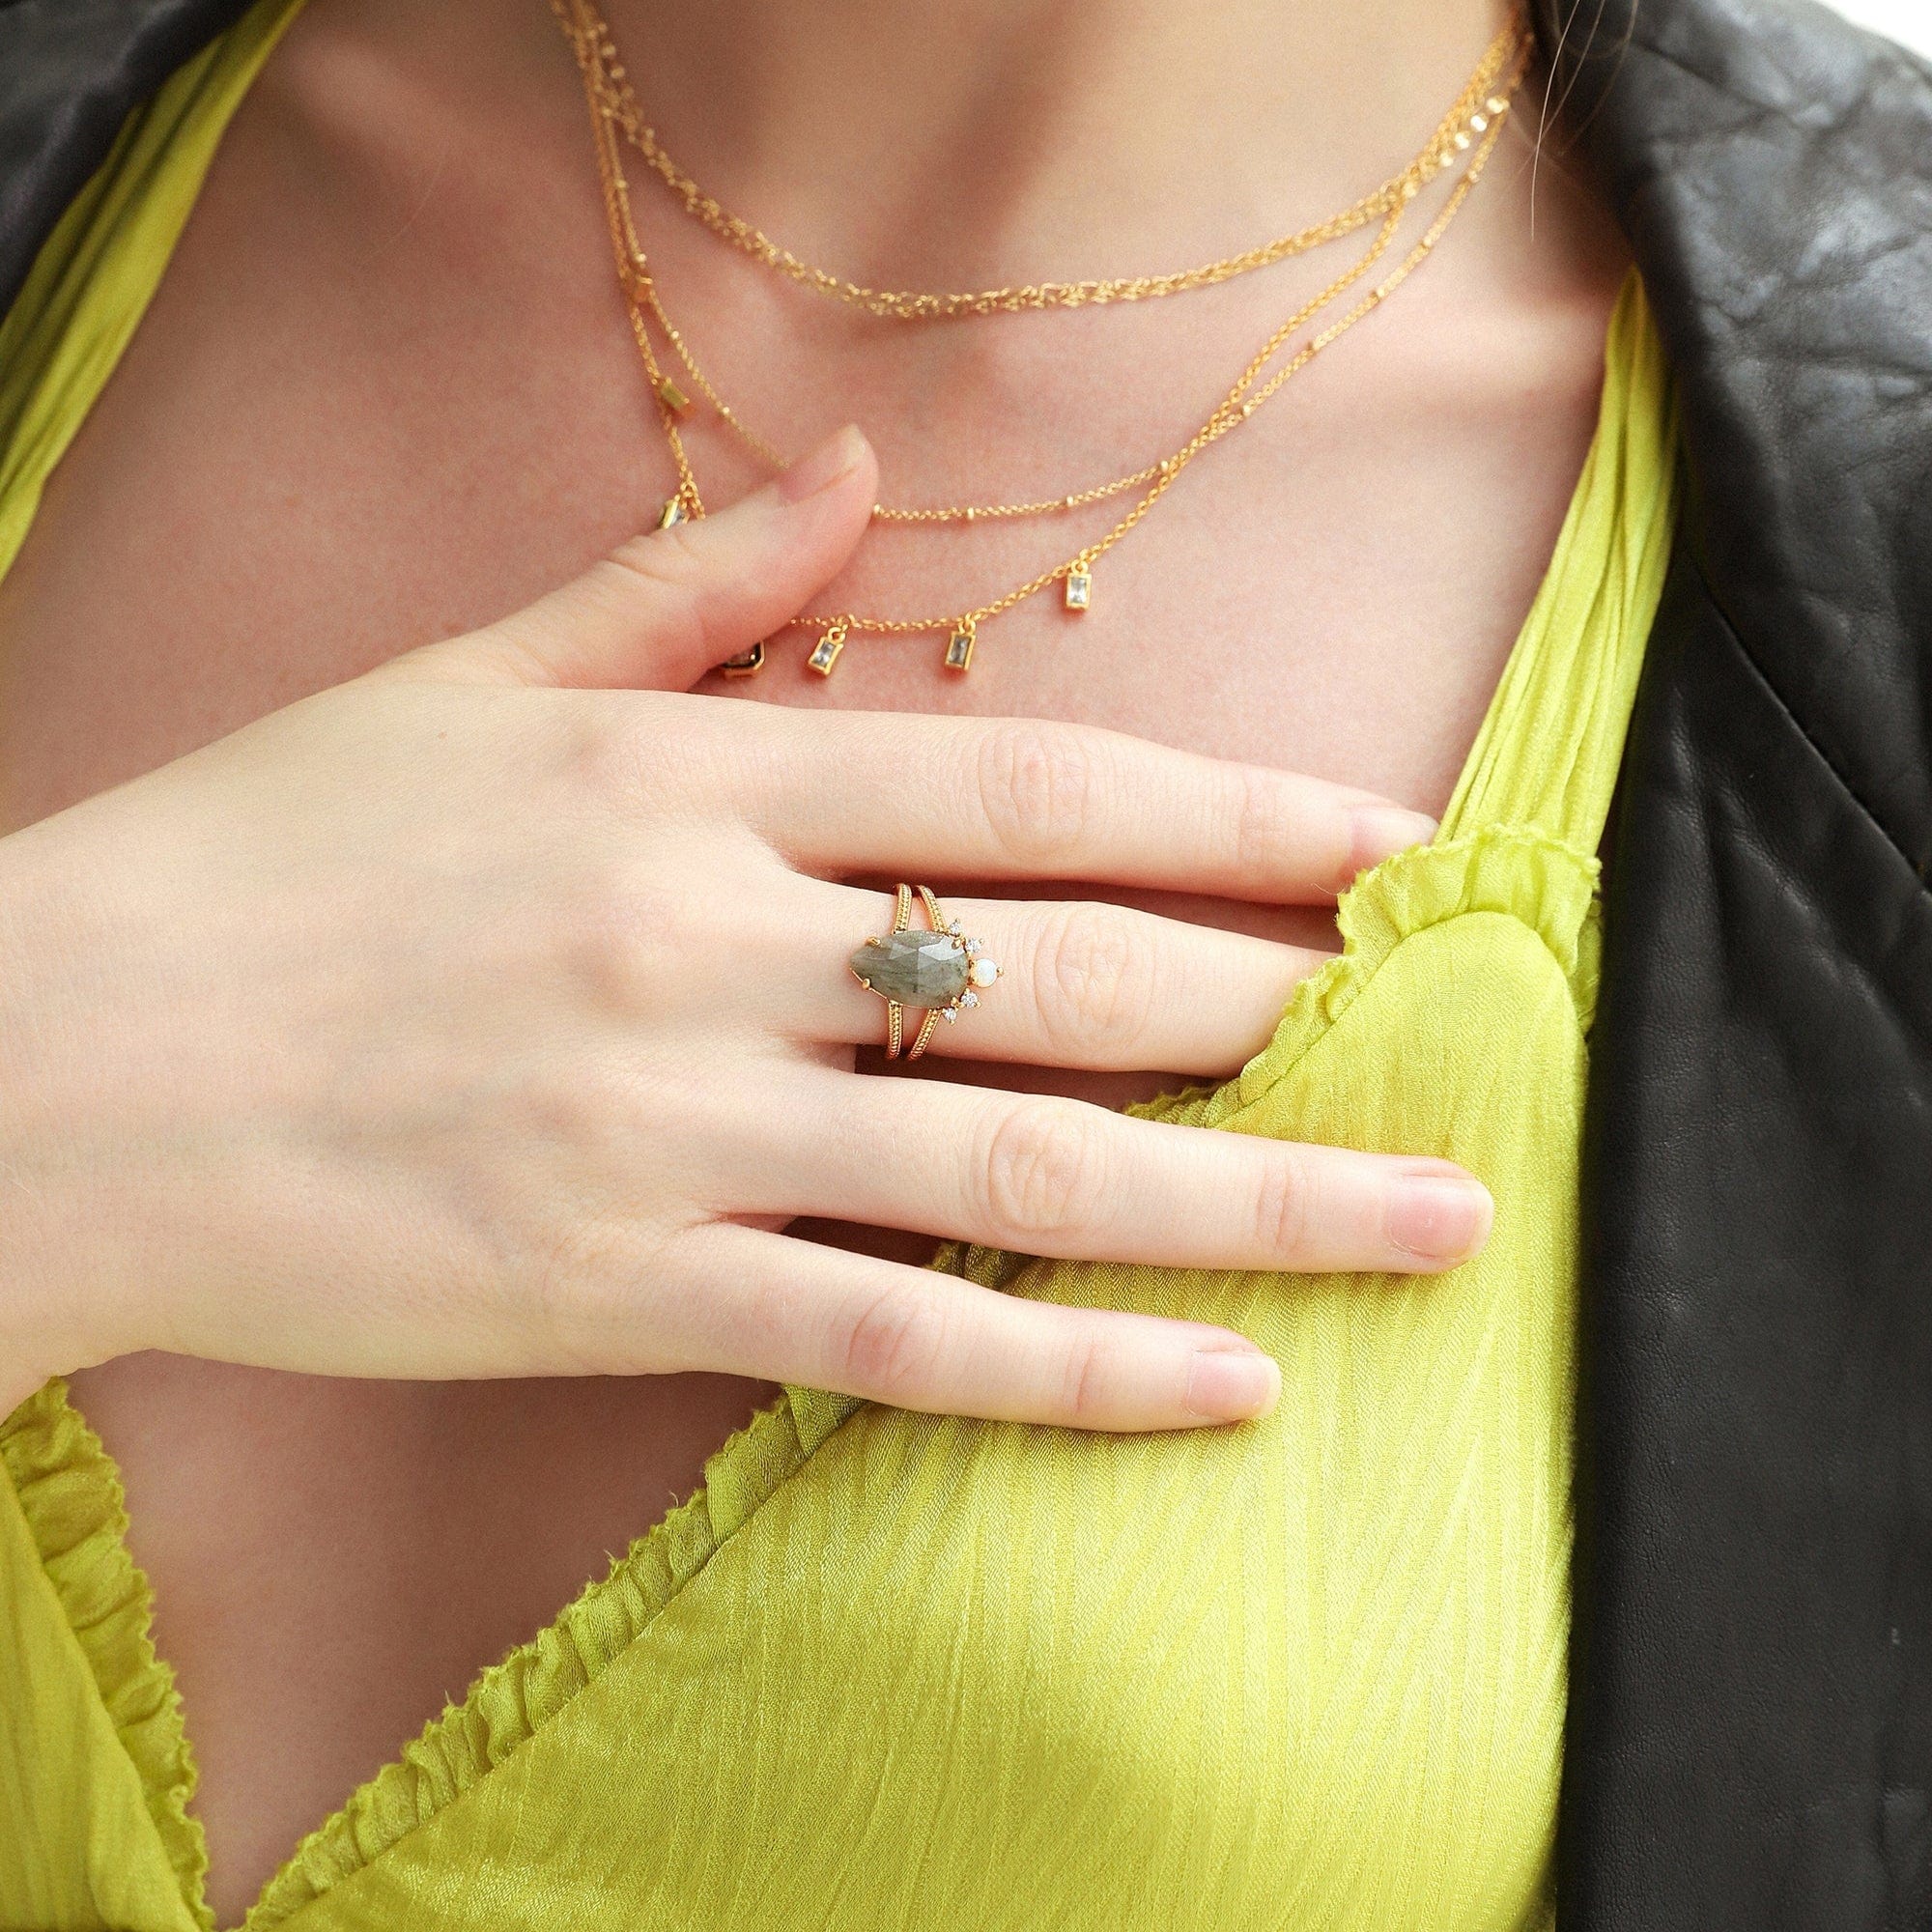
[582,0,1520,287]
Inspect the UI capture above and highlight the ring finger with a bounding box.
[791,880,1333,1076]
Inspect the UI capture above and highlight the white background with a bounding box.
[1827,0,1931,55]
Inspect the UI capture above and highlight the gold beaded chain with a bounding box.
[620,194,1407,532]
[555,0,1530,670]
[567,66,708,517]
[554,0,1526,325]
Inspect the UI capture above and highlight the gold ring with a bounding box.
[848,884,1001,1061]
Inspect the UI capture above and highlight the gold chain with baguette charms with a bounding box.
[554,0,1530,671]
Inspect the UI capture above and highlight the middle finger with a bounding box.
[741,1067,1493,1275]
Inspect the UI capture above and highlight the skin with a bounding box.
[0,0,1630,1917]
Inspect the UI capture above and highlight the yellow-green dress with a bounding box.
[0,4,1678,1926]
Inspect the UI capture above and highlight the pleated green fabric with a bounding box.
[0,5,1677,1921]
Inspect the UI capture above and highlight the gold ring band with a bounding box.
[848,884,1002,1061]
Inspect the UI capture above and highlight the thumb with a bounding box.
[395,424,877,689]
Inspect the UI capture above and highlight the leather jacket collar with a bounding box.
[0,0,257,312]
[1530,2,1932,1922]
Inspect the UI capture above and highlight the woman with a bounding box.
[0,0,1925,1926]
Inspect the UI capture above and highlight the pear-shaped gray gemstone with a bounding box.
[850,928,969,1006]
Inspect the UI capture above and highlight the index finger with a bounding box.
[729,709,1436,903]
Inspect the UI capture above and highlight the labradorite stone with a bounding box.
[850,928,969,1006]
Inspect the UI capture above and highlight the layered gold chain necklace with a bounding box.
[551,0,1532,675]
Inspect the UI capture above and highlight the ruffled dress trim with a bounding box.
[0,1384,214,1932]
[241,1375,866,1927]
[1197,825,1600,1126]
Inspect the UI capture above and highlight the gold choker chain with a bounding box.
[554,5,1527,324]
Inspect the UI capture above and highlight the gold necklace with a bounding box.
[555,1,1530,671]
[554,0,1521,530]
[554,2,1526,324]
[596,131,1412,533]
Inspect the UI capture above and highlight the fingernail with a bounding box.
[1348,805,1438,877]
[1184,1348,1283,1421]
[1387,1176,1493,1264]
[779,423,869,502]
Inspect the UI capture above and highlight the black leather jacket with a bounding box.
[3,0,1929,1923]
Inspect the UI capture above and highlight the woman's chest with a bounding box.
[1,55,1624,1915]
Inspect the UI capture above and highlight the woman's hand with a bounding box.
[0,427,1487,1429]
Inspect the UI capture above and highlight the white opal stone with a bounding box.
[968,958,1000,987]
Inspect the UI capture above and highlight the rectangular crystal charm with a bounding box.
[807,627,847,676]
[944,626,976,672]
[657,496,690,528]
[1064,569,1092,611]
[654,376,695,417]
